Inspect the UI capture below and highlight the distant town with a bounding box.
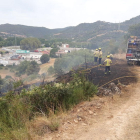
[0,44,85,66]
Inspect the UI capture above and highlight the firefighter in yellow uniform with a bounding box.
[104,55,112,75]
[98,48,102,65]
[94,49,99,64]
[110,54,113,60]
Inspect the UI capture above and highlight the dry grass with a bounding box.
[27,116,59,139]
[0,69,16,78]
[39,58,55,74]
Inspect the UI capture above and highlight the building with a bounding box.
[16,50,43,59]
[56,50,67,57]
[62,44,69,48]
[41,50,50,55]
[0,59,9,66]
[30,52,42,59]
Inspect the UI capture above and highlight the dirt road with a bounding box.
[76,83,140,140]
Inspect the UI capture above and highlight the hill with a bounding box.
[0,15,140,47]
[53,15,140,42]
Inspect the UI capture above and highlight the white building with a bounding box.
[30,52,42,59]
[0,59,9,66]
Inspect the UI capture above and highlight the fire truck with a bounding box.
[126,36,140,65]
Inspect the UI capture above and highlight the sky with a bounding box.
[0,0,140,29]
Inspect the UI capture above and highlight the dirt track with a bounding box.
[43,56,140,140]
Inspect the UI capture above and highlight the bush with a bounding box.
[0,94,31,139]
[24,74,97,112]
[0,74,97,139]
[15,72,21,77]
[5,75,12,79]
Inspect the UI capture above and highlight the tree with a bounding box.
[26,61,40,75]
[40,54,50,64]
[16,60,40,75]
[0,37,3,42]
[54,59,64,76]
[45,41,50,47]
[16,60,30,75]
[20,38,41,50]
[0,76,3,85]
[39,38,45,44]
[128,23,140,36]
[50,47,59,58]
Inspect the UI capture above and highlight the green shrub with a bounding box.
[5,75,12,79]
[23,74,97,112]
[0,95,31,139]
[0,74,97,139]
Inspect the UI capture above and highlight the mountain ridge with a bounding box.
[0,15,140,42]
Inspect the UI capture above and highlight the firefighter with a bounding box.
[110,53,113,60]
[98,48,102,65]
[94,49,99,64]
[103,55,112,75]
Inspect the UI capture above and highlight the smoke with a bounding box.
[54,49,94,75]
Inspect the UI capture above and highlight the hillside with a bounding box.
[54,15,140,42]
[0,15,140,45]
[0,24,68,38]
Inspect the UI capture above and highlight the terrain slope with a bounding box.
[43,56,140,140]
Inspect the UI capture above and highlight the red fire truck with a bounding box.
[126,36,140,65]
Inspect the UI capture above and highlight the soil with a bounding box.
[56,58,137,87]
[42,55,140,140]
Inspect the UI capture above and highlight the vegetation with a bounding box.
[50,47,59,58]
[0,75,14,94]
[0,16,140,51]
[0,37,23,47]
[20,38,41,50]
[14,60,40,76]
[40,54,50,64]
[0,24,55,38]
[0,76,3,85]
[128,23,140,36]
[0,74,97,139]
[47,66,55,75]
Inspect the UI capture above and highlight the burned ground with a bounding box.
[56,59,137,87]
[2,59,136,95]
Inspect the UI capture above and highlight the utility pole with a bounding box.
[85,54,87,69]
[15,36,17,46]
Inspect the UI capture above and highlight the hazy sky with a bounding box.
[0,0,140,29]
